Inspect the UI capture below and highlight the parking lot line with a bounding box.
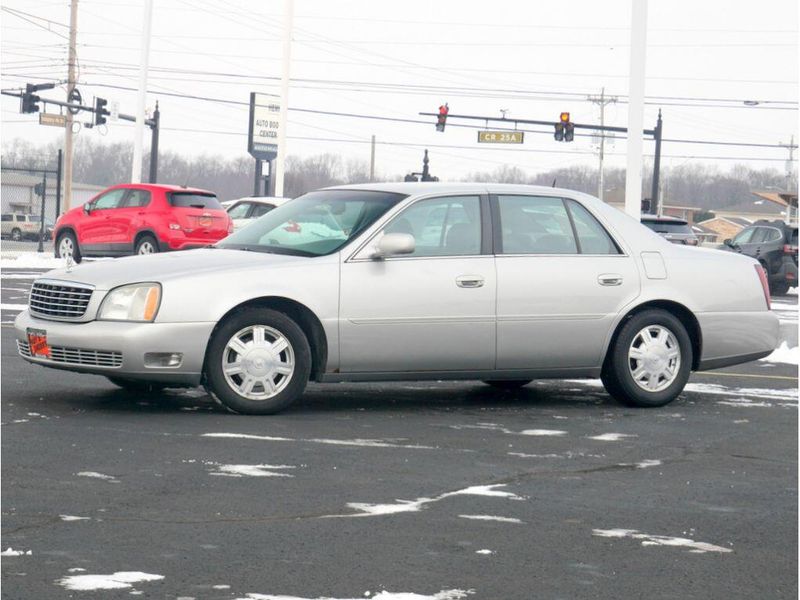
[694,371,798,381]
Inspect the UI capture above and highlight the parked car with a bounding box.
[52,184,233,263]
[720,220,798,295]
[225,196,290,231]
[641,215,699,246]
[1,213,44,241]
[16,183,778,415]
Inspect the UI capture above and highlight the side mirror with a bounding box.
[372,232,415,259]
[723,238,734,247]
[83,203,92,215]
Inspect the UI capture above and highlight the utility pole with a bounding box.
[148,101,160,183]
[131,0,154,183]
[63,0,78,213]
[779,134,796,190]
[587,87,617,202]
[369,134,376,182]
[624,0,648,218]
[274,0,294,197]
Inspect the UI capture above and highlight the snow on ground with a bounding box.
[208,463,296,478]
[458,515,524,524]
[328,483,523,518]
[76,471,120,483]
[518,429,567,436]
[0,303,27,311]
[59,515,90,521]
[475,549,494,555]
[1,548,32,556]
[587,433,637,442]
[203,432,435,450]
[57,571,164,591]
[237,590,473,600]
[592,528,731,554]
[759,342,799,365]
[0,252,67,270]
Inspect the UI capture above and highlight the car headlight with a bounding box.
[98,283,161,322]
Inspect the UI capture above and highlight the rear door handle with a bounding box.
[598,274,623,286]
[456,275,484,288]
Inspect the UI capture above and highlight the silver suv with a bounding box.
[1,213,43,241]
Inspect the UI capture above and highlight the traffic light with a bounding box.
[554,122,564,141]
[435,103,449,132]
[641,199,652,213]
[564,122,575,142]
[21,84,41,114]
[94,97,108,126]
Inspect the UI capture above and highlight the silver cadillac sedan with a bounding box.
[15,183,779,414]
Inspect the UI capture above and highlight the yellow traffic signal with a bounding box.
[560,112,570,123]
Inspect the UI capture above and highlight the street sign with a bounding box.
[109,100,120,121]
[67,88,82,115]
[39,113,67,128]
[248,92,280,161]
[478,130,524,144]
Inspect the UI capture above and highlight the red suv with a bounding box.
[53,184,233,262]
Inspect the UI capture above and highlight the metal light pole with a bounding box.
[131,0,154,183]
[624,0,648,218]
[63,0,78,213]
[274,0,294,197]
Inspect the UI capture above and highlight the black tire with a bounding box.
[603,309,692,408]
[483,380,533,390]
[135,234,159,256]
[55,230,82,263]
[10,228,21,241]
[205,307,311,415]
[770,280,790,296]
[107,377,166,393]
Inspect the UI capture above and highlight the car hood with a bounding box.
[41,249,311,290]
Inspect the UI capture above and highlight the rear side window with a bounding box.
[764,228,783,242]
[125,190,151,208]
[567,200,620,254]
[169,193,222,210]
[251,203,275,218]
[28,215,40,223]
[791,230,798,245]
[498,195,577,254]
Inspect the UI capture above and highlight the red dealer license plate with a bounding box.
[27,328,51,358]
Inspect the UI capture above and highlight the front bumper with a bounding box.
[696,310,780,371]
[14,310,216,385]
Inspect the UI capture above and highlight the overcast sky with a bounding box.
[1,0,798,184]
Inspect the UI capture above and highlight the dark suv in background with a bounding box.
[641,215,699,246]
[722,220,798,295]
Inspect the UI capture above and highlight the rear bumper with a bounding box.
[14,309,215,385]
[696,310,780,371]
[772,257,798,285]
[161,236,226,251]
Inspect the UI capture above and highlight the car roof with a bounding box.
[228,196,291,205]
[107,183,216,195]
[640,215,688,225]
[320,181,583,197]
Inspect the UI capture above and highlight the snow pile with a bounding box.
[209,464,295,478]
[593,528,731,554]
[239,590,473,600]
[0,252,66,270]
[57,571,164,591]
[1,548,31,556]
[759,342,799,366]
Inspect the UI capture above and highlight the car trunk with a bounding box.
[169,193,229,239]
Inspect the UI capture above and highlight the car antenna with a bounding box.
[552,178,557,188]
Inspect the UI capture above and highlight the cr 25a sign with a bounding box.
[248,92,280,161]
[478,131,524,144]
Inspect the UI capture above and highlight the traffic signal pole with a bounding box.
[131,0,154,184]
[64,0,79,212]
[651,110,663,214]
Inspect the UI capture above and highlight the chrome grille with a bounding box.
[17,340,122,368]
[29,280,93,320]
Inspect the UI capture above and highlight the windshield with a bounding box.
[217,189,406,256]
[169,193,223,210]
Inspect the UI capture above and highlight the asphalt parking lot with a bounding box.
[1,268,797,599]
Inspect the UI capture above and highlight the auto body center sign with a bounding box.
[248,92,280,161]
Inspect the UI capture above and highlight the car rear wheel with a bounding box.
[106,377,166,393]
[205,308,311,415]
[770,280,790,296]
[603,309,692,408]
[10,228,21,241]
[135,235,159,255]
[55,231,82,263]
[483,380,533,389]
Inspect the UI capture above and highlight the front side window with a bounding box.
[218,190,405,257]
[227,202,253,220]
[498,195,577,254]
[383,195,481,257]
[92,189,127,210]
[124,190,151,208]
[1,214,12,222]
[733,227,755,245]
[567,200,620,254]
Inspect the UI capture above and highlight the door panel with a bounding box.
[496,255,639,368]
[78,189,127,248]
[339,257,497,372]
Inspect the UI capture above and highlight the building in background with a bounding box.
[1,170,103,223]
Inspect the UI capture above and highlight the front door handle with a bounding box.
[598,274,623,286]
[456,275,484,288]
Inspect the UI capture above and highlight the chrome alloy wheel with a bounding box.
[628,325,681,393]
[221,325,295,400]
[137,240,156,254]
[58,236,74,258]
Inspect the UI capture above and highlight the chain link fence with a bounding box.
[1,158,61,254]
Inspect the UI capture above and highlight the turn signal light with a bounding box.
[755,264,770,309]
[143,286,160,321]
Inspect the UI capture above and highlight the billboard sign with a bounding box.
[248,92,280,161]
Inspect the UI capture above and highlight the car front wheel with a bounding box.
[603,309,692,408]
[55,231,82,263]
[205,308,311,415]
